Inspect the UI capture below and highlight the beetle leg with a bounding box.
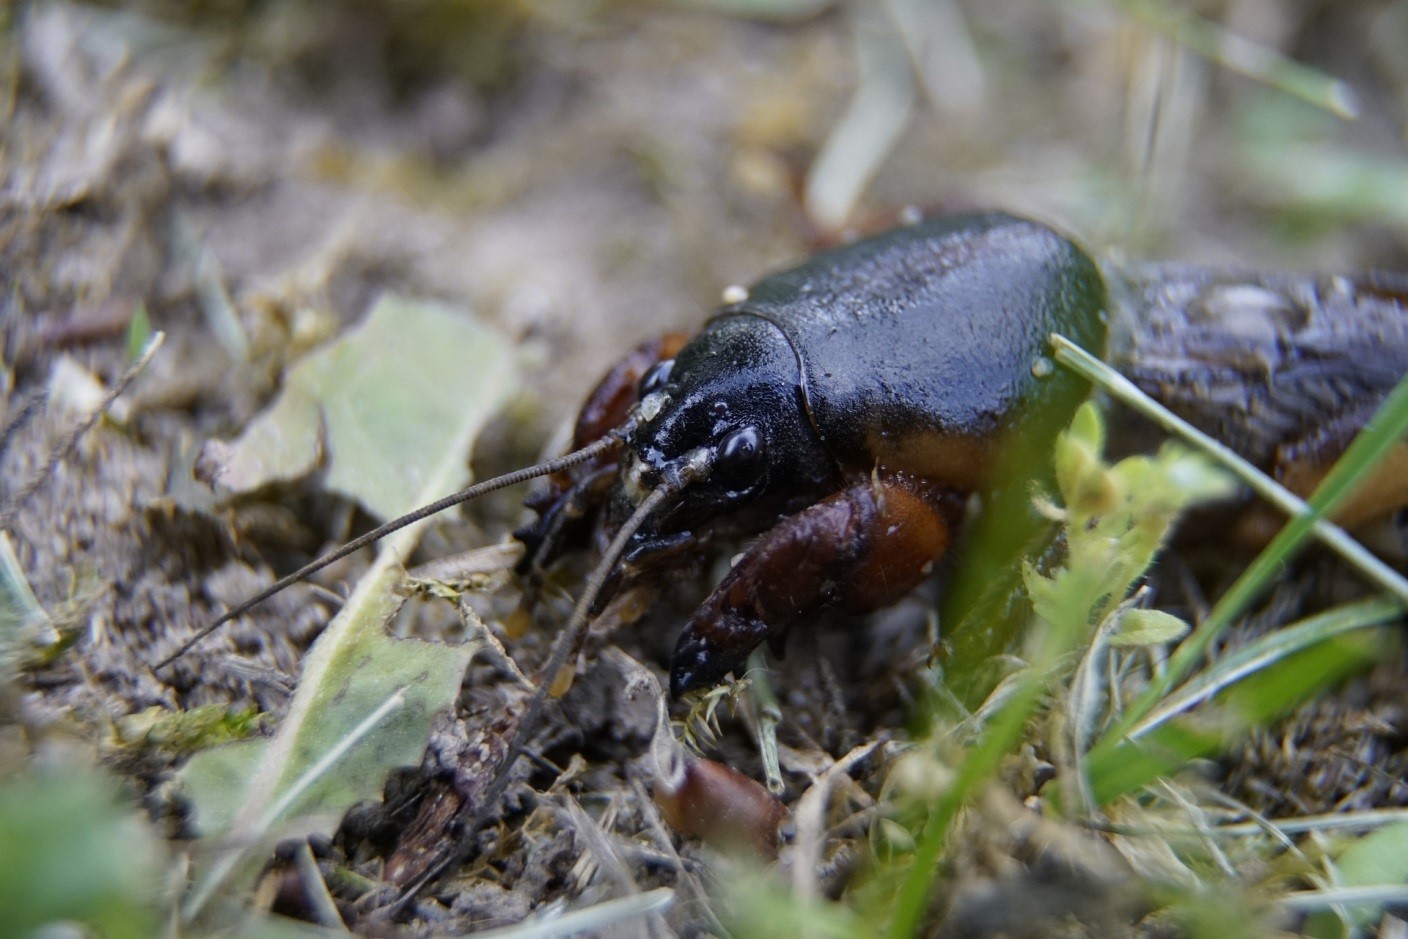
[1225,401,1408,546]
[1274,402,1408,529]
[670,474,955,697]
[514,465,618,578]
[590,531,704,615]
[517,333,690,575]
[573,333,689,449]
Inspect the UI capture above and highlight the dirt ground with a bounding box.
[4,1,1408,935]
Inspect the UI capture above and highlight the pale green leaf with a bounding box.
[0,530,50,643]
[204,294,517,521]
[182,531,483,921]
[181,737,263,838]
[125,301,152,364]
[1068,400,1105,452]
[201,385,322,495]
[1109,608,1190,647]
[1305,822,1408,936]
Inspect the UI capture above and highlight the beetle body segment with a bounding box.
[612,213,1108,532]
[726,212,1108,484]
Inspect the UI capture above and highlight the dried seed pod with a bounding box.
[649,700,787,858]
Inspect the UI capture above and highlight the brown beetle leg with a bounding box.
[572,333,689,449]
[670,473,955,697]
[1274,404,1408,530]
[540,332,689,497]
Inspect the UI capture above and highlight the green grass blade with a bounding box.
[1114,0,1358,117]
[1128,597,1405,740]
[1049,334,1408,764]
[1049,335,1408,606]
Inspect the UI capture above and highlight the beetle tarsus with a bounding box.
[670,628,746,698]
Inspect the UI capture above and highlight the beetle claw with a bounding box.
[670,628,744,698]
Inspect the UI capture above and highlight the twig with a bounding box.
[0,391,48,477]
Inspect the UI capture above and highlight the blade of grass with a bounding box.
[1215,809,1408,838]
[1049,335,1408,607]
[1113,0,1358,117]
[1280,885,1408,911]
[885,667,1046,939]
[1051,334,1408,759]
[1128,596,1405,740]
[467,887,675,939]
[1116,373,1408,747]
[1080,626,1384,805]
[803,1,916,228]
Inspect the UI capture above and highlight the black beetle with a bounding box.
[515,211,1107,696]
[166,210,1408,693]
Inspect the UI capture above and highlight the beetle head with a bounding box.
[611,316,835,538]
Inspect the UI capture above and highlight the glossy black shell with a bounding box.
[717,212,1109,488]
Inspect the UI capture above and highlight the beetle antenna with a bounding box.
[392,478,682,903]
[154,429,630,672]
[530,481,675,699]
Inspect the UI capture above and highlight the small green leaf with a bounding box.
[0,530,51,644]
[1068,400,1105,452]
[125,301,152,364]
[1109,609,1190,647]
[0,770,164,939]
[1305,823,1408,936]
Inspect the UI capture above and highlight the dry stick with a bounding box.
[1,332,166,525]
[382,483,676,917]
[153,431,626,671]
[0,391,49,481]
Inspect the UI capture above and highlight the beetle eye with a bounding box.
[639,360,674,398]
[717,425,765,483]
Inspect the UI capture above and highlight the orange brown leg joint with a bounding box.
[669,474,952,697]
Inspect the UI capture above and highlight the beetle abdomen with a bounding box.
[721,213,1108,485]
